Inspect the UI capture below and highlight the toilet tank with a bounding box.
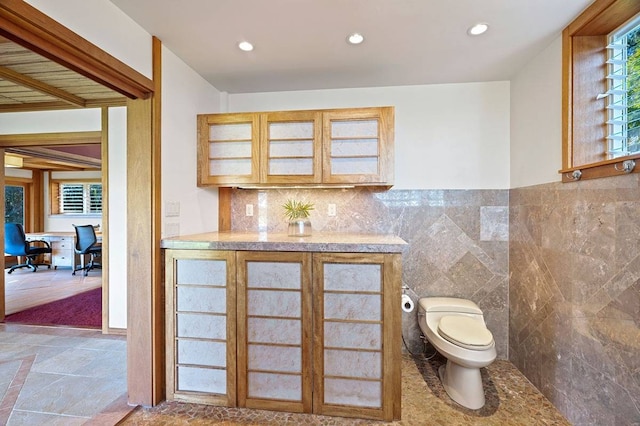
[418,297,483,315]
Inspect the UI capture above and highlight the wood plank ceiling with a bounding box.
[0,35,127,171]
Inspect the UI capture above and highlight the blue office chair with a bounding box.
[72,224,101,276]
[4,223,52,273]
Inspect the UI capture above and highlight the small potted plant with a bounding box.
[283,199,314,236]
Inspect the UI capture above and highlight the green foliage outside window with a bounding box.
[5,185,24,225]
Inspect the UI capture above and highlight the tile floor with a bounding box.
[0,323,127,425]
[122,351,570,425]
[0,324,570,425]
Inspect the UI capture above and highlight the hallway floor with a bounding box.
[0,324,127,425]
[122,352,570,425]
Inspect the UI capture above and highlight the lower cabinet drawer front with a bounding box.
[53,253,73,266]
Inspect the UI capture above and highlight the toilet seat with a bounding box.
[437,315,494,350]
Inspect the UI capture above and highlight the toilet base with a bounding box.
[438,361,485,410]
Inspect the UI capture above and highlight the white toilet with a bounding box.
[417,297,496,410]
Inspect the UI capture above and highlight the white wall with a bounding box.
[228,81,511,190]
[22,0,223,328]
[108,107,128,328]
[25,0,152,79]
[510,36,563,188]
[161,46,221,238]
[45,170,102,232]
[0,109,101,133]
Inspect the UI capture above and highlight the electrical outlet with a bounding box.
[328,203,336,217]
[245,204,254,217]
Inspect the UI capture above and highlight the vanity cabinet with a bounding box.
[197,106,393,187]
[164,246,402,421]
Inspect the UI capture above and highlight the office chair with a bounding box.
[4,223,52,273]
[72,224,101,276]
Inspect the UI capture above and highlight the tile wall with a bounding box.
[230,187,510,359]
[509,173,640,424]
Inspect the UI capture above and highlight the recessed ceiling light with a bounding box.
[467,23,489,36]
[347,33,364,45]
[238,41,254,52]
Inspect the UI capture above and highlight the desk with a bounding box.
[26,232,101,271]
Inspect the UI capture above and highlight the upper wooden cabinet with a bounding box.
[197,106,394,187]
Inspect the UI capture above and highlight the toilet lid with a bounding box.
[437,315,494,350]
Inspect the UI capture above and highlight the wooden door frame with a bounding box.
[0,0,162,406]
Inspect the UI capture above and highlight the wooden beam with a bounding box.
[0,65,86,107]
[0,0,154,100]
[0,131,101,147]
[0,97,126,113]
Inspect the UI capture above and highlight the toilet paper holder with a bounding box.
[401,285,414,313]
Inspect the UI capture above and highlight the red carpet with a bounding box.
[3,288,102,328]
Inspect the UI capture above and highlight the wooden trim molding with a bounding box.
[0,131,102,148]
[561,0,640,180]
[0,0,154,100]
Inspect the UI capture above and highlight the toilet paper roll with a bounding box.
[401,294,415,313]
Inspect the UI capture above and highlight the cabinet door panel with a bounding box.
[237,251,312,413]
[260,111,322,184]
[313,252,401,421]
[166,250,236,406]
[322,107,394,185]
[177,340,226,367]
[177,366,226,394]
[198,114,260,185]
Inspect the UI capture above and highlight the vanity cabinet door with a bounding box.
[236,251,313,413]
[165,249,237,406]
[260,111,322,184]
[198,113,260,186]
[312,252,401,421]
[322,107,394,185]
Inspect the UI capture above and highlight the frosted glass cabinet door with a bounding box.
[197,113,260,185]
[312,252,402,421]
[259,111,322,184]
[322,107,394,185]
[236,251,313,413]
[165,249,237,406]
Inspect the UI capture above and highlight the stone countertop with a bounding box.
[160,231,407,253]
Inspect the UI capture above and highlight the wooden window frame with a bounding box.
[50,178,102,216]
[4,178,32,231]
[561,0,640,182]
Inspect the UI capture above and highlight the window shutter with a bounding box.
[89,184,102,213]
[60,184,84,213]
[604,21,640,157]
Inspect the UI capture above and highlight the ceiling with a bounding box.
[0,36,123,170]
[110,0,593,94]
[0,1,595,170]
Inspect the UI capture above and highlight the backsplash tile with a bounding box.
[230,187,509,359]
[509,174,640,425]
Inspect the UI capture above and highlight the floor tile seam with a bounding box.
[28,370,121,379]
[0,355,36,425]
[11,408,92,419]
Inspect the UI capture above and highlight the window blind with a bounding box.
[604,19,640,157]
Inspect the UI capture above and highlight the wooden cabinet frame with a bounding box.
[198,106,394,187]
[165,249,237,406]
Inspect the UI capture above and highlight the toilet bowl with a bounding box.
[417,297,496,410]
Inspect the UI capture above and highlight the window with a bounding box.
[606,17,640,158]
[562,0,640,182]
[5,184,25,225]
[52,181,102,215]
